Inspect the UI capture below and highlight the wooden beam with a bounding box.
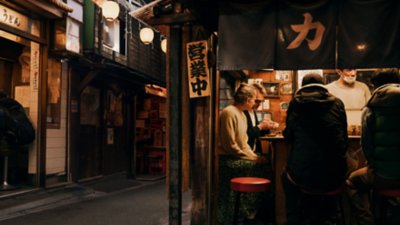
[147,13,195,25]
[79,70,98,93]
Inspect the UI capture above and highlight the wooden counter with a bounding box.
[259,135,362,225]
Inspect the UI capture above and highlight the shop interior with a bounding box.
[220,69,377,140]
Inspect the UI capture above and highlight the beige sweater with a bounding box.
[326,81,371,110]
[219,105,258,160]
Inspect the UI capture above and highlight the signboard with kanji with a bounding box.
[186,40,210,98]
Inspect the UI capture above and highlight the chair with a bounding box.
[230,177,271,225]
[375,188,400,225]
[300,186,346,225]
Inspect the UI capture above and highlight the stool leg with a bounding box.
[380,197,388,225]
[338,195,346,225]
[233,191,240,225]
[0,156,16,191]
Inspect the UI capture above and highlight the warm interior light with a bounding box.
[140,27,154,45]
[356,43,367,51]
[161,38,167,53]
[102,1,120,21]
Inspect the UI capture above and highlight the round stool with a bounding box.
[375,188,400,225]
[300,186,346,225]
[230,177,271,225]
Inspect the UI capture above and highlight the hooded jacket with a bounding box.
[284,84,348,192]
[363,83,400,179]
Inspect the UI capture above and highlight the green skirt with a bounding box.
[217,155,270,225]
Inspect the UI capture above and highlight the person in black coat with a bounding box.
[346,69,400,225]
[282,73,348,225]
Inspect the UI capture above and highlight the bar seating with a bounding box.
[300,186,346,225]
[375,188,400,225]
[230,177,271,225]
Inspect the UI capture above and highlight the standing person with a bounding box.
[326,69,371,110]
[282,73,348,225]
[244,83,277,154]
[218,83,268,225]
[346,69,400,225]
[0,89,35,187]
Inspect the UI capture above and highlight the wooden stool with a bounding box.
[230,177,271,225]
[300,186,346,225]
[375,188,400,225]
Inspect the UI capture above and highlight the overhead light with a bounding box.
[161,38,167,53]
[140,27,154,45]
[102,1,120,21]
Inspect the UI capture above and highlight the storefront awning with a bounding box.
[11,0,73,18]
[47,0,73,13]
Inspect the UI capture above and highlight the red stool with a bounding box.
[375,188,400,225]
[230,177,271,225]
[300,186,346,225]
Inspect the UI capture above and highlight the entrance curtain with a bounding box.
[218,0,276,71]
[337,0,400,69]
[275,0,337,70]
[217,0,400,70]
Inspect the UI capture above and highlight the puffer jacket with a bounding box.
[284,84,348,192]
[367,84,400,179]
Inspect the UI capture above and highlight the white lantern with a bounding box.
[161,38,167,53]
[102,1,120,21]
[140,27,154,45]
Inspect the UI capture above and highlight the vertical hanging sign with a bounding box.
[186,40,210,98]
[30,42,39,91]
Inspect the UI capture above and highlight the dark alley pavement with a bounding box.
[0,173,191,225]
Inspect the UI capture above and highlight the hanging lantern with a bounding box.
[139,27,154,45]
[161,38,167,53]
[102,1,120,21]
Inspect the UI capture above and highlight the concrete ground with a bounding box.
[0,173,191,224]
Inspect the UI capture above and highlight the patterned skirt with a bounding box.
[217,155,271,225]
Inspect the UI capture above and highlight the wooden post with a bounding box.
[168,24,183,225]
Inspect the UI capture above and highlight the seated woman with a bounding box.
[217,83,270,225]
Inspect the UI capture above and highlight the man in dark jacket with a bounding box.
[244,83,277,154]
[346,69,400,225]
[282,73,348,225]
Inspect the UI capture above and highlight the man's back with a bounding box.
[284,84,348,192]
[364,83,400,179]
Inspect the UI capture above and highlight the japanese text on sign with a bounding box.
[186,40,210,98]
[0,4,39,36]
[287,12,325,51]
